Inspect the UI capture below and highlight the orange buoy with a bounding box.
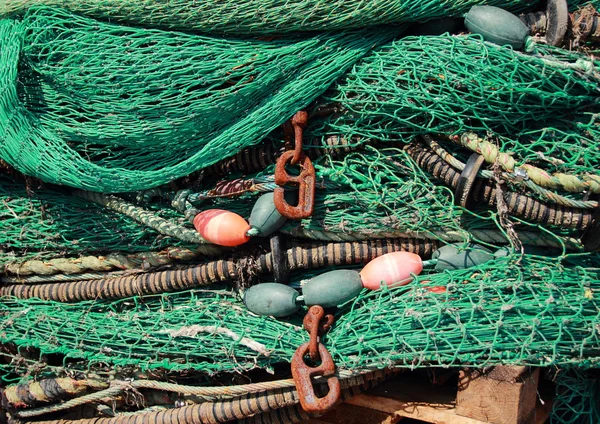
[360,251,423,290]
[193,209,251,247]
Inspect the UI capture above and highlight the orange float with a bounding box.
[360,251,423,290]
[193,209,251,246]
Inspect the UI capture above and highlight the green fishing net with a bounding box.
[192,144,585,253]
[1,254,598,384]
[0,174,191,268]
[0,0,548,34]
[0,142,584,272]
[0,3,599,422]
[551,369,600,423]
[312,34,600,178]
[0,7,399,192]
[1,8,599,193]
[214,147,463,239]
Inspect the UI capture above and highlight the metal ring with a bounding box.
[454,153,485,209]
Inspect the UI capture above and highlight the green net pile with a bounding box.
[0,7,399,192]
[313,34,600,179]
[0,0,557,34]
[1,254,599,384]
[1,8,599,193]
[219,147,464,239]
[0,2,599,422]
[206,146,584,251]
[0,175,192,268]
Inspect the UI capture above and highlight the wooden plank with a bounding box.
[309,403,402,424]
[456,367,540,424]
[346,393,484,424]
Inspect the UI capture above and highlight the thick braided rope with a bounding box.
[4,378,109,408]
[1,270,133,284]
[457,133,600,194]
[281,227,582,250]
[75,191,205,244]
[0,238,438,301]
[423,136,598,209]
[15,368,394,418]
[3,247,222,277]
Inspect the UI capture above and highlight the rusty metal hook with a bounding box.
[291,342,341,414]
[290,111,308,165]
[273,151,315,219]
[275,110,314,219]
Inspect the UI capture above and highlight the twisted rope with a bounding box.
[74,191,205,244]
[406,142,593,230]
[281,226,582,250]
[455,133,600,194]
[423,135,597,209]
[239,369,390,424]
[3,247,223,277]
[15,368,395,419]
[0,238,438,301]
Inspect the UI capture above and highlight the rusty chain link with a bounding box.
[274,111,316,219]
[291,306,341,414]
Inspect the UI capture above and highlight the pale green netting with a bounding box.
[0,174,194,267]
[311,34,600,178]
[1,254,599,384]
[0,7,399,192]
[218,147,464,239]
[0,0,560,34]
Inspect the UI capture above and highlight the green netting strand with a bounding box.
[551,369,600,423]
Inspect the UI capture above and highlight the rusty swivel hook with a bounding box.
[274,111,316,219]
[291,306,341,414]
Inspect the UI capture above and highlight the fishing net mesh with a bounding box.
[0,7,598,194]
[0,7,399,192]
[0,175,192,268]
[551,369,600,423]
[1,255,599,383]
[0,2,599,422]
[313,34,600,179]
[0,0,562,34]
